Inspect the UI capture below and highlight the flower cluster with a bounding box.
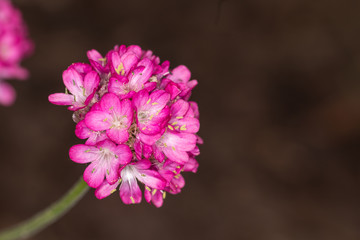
[49,45,202,207]
[0,0,33,106]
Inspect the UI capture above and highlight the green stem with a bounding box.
[0,177,89,240]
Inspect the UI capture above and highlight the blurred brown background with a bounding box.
[1,0,360,239]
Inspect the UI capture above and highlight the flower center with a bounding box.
[99,148,114,162]
[112,115,127,129]
[137,111,148,123]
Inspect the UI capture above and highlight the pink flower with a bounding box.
[153,130,197,164]
[48,65,100,111]
[0,0,33,106]
[133,89,170,135]
[167,99,200,134]
[50,44,202,207]
[85,93,133,144]
[164,65,198,100]
[0,81,15,106]
[108,58,156,99]
[95,159,166,204]
[69,140,132,188]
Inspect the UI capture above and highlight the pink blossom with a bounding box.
[0,0,33,106]
[48,65,100,111]
[0,81,15,106]
[153,130,197,164]
[50,44,202,207]
[69,140,132,188]
[85,93,133,144]
[163,65,198,100]
[95,159,166,205]
[133,89,170,135]
[167,99,200,134]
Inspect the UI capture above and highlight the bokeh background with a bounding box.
[1,0,360,239]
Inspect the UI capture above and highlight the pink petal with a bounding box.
[85,110,112,131]
[96,139,117,150]
[134,159,152,170]
[127,45,142,57]
[165,132,197,152]
[105,161,121,185]
[121,52,138,72]
[149,90,170,110]
[163,148,189,164]
[180,80,198,100]
[144,187,152,203]
[197,135,204,144]
[0,82,15,106]
[106,128,129,144]
[62,67,83,95]
[87,50,107,73]
[99,93,121,114]
[87,49,103,63]
[108,76,129,97]
[83,161,106,188]
[71,63,92,76]
[138,106,170,135]
[75,120,108,145]
[119,177,142,204]
[170,99,189,117]
[75,120,92,139]
[128,58,154,90]
[138,131,163,146]
[165,81,181,100]
[134,140,153,160]
[183,157,199,173]
[151,189,164,208]
[144,187,164,208]
[48,93,74,106]
[136,169,166,190]
[69,144,98,164]
[132,89,149,109]
[110,52,124,76]
[158,161,180,182]
[190,146,200,156]
[170,65,191,84]
[169,117,200,133]
[119,99,133,126]
[86,131,108,146]
[188,101,200,119]
[153,146,165,163]
[143,82,157,92]
[95,180,120,199]
[83,71,100,96]
[168,174,185,194]
[113,144,132,165]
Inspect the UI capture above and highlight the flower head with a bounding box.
[50,44,202,207]
[0,0,33,106]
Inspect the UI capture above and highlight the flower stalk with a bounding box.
[0,177,89,240]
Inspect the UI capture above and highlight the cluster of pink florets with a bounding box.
[49,44,202,207]
[0,0,33,106]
